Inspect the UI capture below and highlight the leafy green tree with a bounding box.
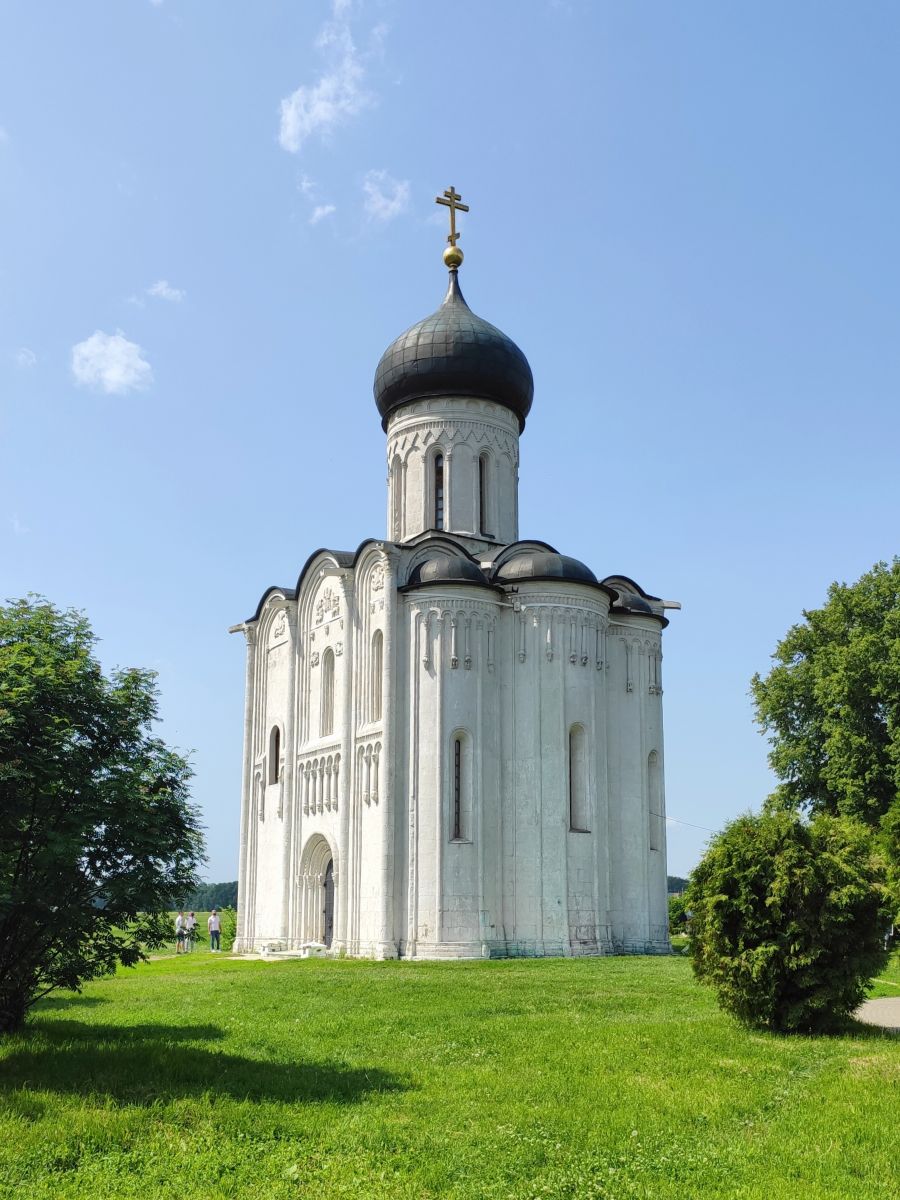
[751,559,900,834]
[686,810,890,1032]
[0,598,204,1033]
[668,892,689,933]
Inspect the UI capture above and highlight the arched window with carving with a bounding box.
[371,629,383,722]
[478,453,490,536]
[268,726,281,786]
[569,724,589,832]
[434,453,445,530]
[321,648,335,737]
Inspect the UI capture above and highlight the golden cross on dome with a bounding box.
[435,186,469,248]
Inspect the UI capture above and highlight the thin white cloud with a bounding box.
[15,347,36,368]
[363,169,409,222]
[71,331,153,396]
[9,515,29,537]
[279,2,372,154]
[310,204,337,225]
[0,126,8,145]
[147,279,185,303]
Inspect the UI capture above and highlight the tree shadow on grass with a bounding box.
[34,994,109,1011]
[0,1018,406,1107]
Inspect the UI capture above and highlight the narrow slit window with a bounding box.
[453,736,462,840]
[648,750,662,851]
[391,455,402,539]
[321,649,335,737]
[479,454,490,536]
[371,629,383,722]
[434,453,444,530]
[268,726,281,785]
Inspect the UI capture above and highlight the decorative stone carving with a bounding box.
[272,610,287,640]
[335,642,343,656]
[310,650,320,667]
[315,587,340,624]
[371,564,385,592]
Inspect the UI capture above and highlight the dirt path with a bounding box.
[855,997,900,1031]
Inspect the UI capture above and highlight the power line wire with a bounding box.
[665,815,717,834]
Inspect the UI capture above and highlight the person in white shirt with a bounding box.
[208,908,221,952]
[174,911,186,954]
[185,911,198,952]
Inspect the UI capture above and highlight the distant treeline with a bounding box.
[180,881,238,911]
[179,878,686,909]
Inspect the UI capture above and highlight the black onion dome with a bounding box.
[406,555,491,589]
[374,271,534,430]
[494,552,598,586]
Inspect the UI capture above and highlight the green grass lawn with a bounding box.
[869,945,900,997]
[1,953,898,1200]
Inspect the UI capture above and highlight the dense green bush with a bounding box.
[220,907,237,953]
[686,810,890,1032]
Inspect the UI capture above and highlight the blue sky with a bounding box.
[2,1,899,881]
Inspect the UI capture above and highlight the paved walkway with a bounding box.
[855,996,900,1031]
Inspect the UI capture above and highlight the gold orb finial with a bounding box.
[435,186,469,269]
[443,244,464,269]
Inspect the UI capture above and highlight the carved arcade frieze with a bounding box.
[388,419,518,466]
[355,739,382,806]
[299,750,341,817]
[407,601,498,672]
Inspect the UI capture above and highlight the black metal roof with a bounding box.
[494,551,601,587]
[373,270,534,431]
[404,555,493,590]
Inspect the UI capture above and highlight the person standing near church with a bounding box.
[174,910,185,954]
[208,908,221,952]
[185,911,198,952]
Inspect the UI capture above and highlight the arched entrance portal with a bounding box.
[298,834,337,947]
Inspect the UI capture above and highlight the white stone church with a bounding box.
[233,196,673,958]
